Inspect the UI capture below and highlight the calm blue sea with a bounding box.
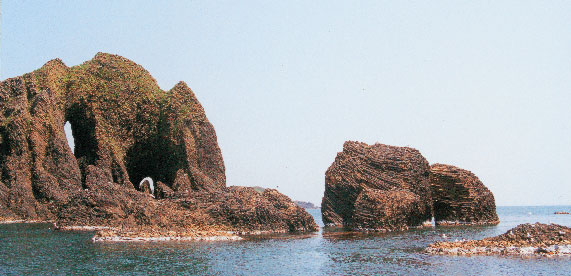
[1,206,570,275]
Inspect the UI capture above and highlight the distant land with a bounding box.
[295,201,319,209]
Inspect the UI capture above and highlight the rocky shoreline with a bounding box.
[427,223,571,256]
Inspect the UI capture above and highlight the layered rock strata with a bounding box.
[429,164,499,225]
[321,141,433,231]
[322,141,499,232]
[0,53,317,237]
[427,223,571,256]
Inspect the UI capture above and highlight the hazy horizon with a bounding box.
[2,1,570,206]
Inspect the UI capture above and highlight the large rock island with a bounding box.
[322,141,499,232]
[321,141,433,232]
[0,53,317,240]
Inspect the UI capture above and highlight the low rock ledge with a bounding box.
[426,223,571,256]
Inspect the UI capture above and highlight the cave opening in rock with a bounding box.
[65,103,98,186]
[124,121,187,190]
[64,121,75,153]
[433,201,453,222]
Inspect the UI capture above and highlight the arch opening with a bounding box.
[65,103,98,186]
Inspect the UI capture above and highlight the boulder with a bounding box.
[429,164,499,225]
[321,141,432,231]
[0,53,317,235]
[154,181,174,199]
[172,169,192,192]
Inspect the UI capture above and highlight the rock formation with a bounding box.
[427,223,571,256]
[0,53,317,237]
[321,141,499,232]
[321,141,433,231]
[429,164,499,225]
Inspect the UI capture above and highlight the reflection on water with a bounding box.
[1,206,570,275]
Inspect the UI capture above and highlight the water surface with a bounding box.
[1,206,570,275]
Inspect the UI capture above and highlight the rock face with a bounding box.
[0,53,317,235]
[429,164,499,225]
[321,141,433,231]
[427,223,571,256]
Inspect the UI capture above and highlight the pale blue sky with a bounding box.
[2,1,570,206]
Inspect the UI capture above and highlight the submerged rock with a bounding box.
[0,53,317,236]
[429,164,499,225]
[321,141,433,231]
[427,223,571,256]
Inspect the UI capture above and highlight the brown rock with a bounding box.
[321,141,432,231]
[155,181,174,199]
[197,187,318,233]
[172,169,192,192]
[352,188,428,232]
[429,164,499,225]
[0,53,316,235]
[427,223,571,255]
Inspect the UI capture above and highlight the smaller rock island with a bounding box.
[427,223,571,256]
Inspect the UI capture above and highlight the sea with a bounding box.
[1,206,570,276]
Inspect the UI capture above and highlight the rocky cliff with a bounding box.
[321,141,433,231]
[429,164,499,225]
[0,53,317,237]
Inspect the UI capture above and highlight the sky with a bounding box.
[1,1,570,206]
